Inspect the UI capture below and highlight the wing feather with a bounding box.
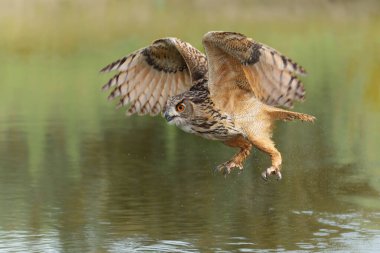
[203,31,307,108]
[101,38,207,116]
[148,71,166,116]
[137,70,155,106]
[140,71,161,114]
[151,73,169,115]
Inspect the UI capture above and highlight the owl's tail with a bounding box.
[267,108,315,122]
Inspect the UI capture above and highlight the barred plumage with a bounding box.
[100,31,315,180]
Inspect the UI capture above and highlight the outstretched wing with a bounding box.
[101,38,207,116]
[202,31,306,108]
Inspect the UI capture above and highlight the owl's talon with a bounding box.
[214,164,225,174]
[261,166,282,181]
[214,161,243,176]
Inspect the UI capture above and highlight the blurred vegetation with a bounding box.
[0,0,380,251]
[1,0,380,53]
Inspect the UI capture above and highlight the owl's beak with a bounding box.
[164,112,175,122]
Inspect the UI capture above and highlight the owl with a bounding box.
[100,31,315,180]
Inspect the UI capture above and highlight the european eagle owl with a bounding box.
[100,31,315,180]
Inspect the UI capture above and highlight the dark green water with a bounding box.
[1,1,380,252]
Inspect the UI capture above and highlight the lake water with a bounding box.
[1,1,380,252]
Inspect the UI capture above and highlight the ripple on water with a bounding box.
[108,237,198,253]
[0,230,61,253]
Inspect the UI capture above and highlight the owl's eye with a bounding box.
[176,103,186,113]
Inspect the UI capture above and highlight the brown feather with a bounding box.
[100,38,208,116]
[202,31,307,108]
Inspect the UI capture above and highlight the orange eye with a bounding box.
[176,103,186,112]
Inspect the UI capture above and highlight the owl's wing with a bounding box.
[202,31,306,108]
[101,38,207,116]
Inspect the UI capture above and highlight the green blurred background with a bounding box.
[1,0,380,252]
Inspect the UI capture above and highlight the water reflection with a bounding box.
[1,212,379,252]
[1,113,380,252]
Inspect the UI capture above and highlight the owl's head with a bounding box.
[163,94,195,128]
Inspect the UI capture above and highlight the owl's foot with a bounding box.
[261,166,282,181]
[214,161,243,176]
